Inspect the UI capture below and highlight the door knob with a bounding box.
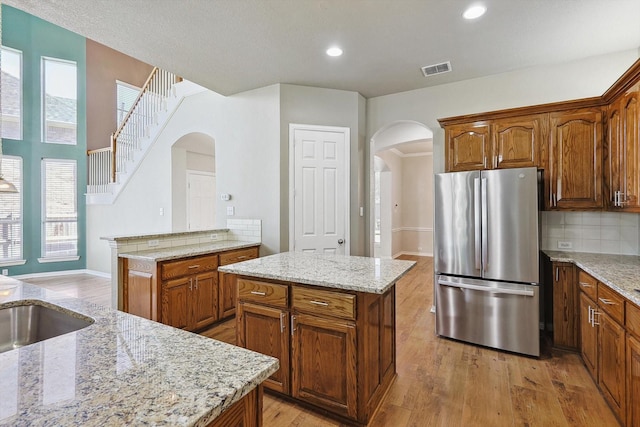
[338,239,344,245]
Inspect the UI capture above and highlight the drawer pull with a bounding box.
[309,300,329,306]
[188,265,200,269]
[599,298,616,305]
[250,291,267,296]
[238,256,248,260]
[579,282,592,288]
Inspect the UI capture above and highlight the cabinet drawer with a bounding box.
[627,301,640,339]
[598,284,625,324]
[293,287,355,320]
[577,270,598,300]
[238,278,288,308]
[219,247,259,266]
[161,254,219,280]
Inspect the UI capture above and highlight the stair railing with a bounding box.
[87,67,181,192]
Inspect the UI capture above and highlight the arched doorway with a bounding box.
[369,121,433,258]
[170,132,216,231]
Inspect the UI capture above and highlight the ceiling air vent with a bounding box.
[421,61,452,77]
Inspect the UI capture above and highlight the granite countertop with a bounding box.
[544,250,640,306]
[0,277,278,426]
[101,229,230,242]
[119,240,260,262]
[218,252,416,294]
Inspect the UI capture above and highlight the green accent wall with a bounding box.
[2,5,87,275]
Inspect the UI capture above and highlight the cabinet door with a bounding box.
[599,310,626,424]
[549,109,603,209]
[492,114,546,169]
[218,271,237,319]
[163,277,191,330]
[291,313,357,419]
[445,122,491,171]
[123,258,158,321]
[628,334,640,427]
[552,262,578,349]
[193,272,218,330]
[620,87,640,211]
[604,99,622,209]
[237,302,290,394]
[580,292,598,380]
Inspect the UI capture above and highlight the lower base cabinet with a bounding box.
[580,292,598,379]
[205,386,263,427]
[600,310,626,423]
[628,334,640,427]
[236,276,396,425]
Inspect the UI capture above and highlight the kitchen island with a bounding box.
[0,276,278,426]
[218,252,416,426]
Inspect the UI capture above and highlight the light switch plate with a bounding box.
[210,234,218,240]
[227,206,235,216]
[148,239,160,247]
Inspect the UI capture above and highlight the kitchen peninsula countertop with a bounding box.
[118,240,260,262]
[0,277,278,426]
[218,252,416,294]
[544,250,640,306]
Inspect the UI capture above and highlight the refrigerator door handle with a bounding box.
[481,178,488,272]
[474,177,481,270]
[438,279,535,297]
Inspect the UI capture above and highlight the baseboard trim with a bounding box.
[12,269,111,280]
[394,251,433,258]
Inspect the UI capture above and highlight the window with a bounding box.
[42,57,77,144]
[116,81,140,127]
[0,156,22,263]
[1,47,22,140]
[42,159,78,260]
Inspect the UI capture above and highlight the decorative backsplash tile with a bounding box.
[541,211,640,255]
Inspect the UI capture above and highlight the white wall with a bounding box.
[279,84,366,255]
[400,154,433,256]
[375,150,403,257]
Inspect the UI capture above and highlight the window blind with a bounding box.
[0,156,22,261]
[42,159,77,258]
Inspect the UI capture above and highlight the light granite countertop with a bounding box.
[218,252,416,294]
[0,277,278,427]
[101,229,230,242]
[544,250,640,306]
[118,240,260,262]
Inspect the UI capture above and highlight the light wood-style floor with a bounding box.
[21,257,620,427]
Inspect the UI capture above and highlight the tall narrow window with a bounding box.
[42,57,77,144]
[0,156,22,262]
[42,159,78,259]
[1,47,22,140]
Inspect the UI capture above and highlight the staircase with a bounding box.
[86,67,206,204]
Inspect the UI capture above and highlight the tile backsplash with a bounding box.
[541,211,640,255]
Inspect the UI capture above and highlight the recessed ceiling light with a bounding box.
[463,4,486,20]
[326,47,343,57]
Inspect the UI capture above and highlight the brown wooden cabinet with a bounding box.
[580,292,598,379]
[627,331,640,427]
[576,269,626,425]
[162,259,219,331]
[492,114,546,169]
[599,309,626,424]
[552,262,579,349]
[219,247,259,319]
[237,278,290,394]
[606,83,640,212]
[445,121,491,171]
[205,386,262,427]
[121,244,260,331]
[235,276,396,425]
[548,108,603,210]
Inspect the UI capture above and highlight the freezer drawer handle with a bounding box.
[598,298,616,305]
[438,279,535,297]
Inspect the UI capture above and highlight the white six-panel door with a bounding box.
[290,124,350,254]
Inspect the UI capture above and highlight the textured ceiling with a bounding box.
[5,0,640,98]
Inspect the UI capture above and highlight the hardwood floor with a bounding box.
[20,273,111,307]
[20,257,620,426]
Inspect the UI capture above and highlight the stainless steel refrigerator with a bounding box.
[434,167,540,356]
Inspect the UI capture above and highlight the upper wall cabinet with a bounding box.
[445,122,491,171]
[548,108,603,210]
[605,82,640,212]
[492,114,547,169]
[444,115,546,172]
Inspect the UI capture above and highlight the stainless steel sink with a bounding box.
[0,302,94,353]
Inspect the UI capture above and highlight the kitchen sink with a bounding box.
[0,302,94,354]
